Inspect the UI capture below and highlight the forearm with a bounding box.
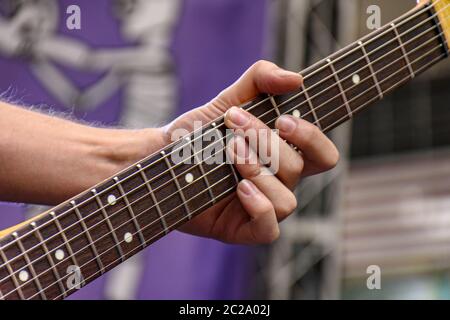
[0,101,164,205]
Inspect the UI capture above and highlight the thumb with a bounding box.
[214,60,303,110]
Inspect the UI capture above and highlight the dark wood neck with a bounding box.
[0,2,448,300]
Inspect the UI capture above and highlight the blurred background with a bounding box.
[1,0,450,299]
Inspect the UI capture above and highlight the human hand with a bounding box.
[161,61,339,244]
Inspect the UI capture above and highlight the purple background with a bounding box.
[0,0,268,299]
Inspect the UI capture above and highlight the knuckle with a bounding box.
[262,200,275,215]
[251,60,278,93]
[247,115,258,131]
[290,158,304,176]
[244,164,262,179]
[278,193,298,218]
[325,148,340,170]
[264,226,280,244]
[300,123,320,145]
[252,59,274,71]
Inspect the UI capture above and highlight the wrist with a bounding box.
[93,127,166,177]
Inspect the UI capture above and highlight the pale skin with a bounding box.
[0,60,339,244]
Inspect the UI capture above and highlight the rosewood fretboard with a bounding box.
[0,2,449,300]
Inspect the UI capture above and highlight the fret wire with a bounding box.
[12,232,46,299]
[185,137,216,205]
[71,201,105,274]
[30,222,66,298]
[114,177,147,248]
[1,5,448,298]
[391,22,416,78]
[326,58,353,118]
[301,84,322,130]
[0,12,444,282]
[0,3,442,262]
[269,96,281,117]
[49,211,83,287]
[92,189,125,262]
[137,164,169,234]
[0,247,25,299]
[161,151,193,220]
[358,40,384,99]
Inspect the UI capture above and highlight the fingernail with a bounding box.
[240,179,257,196]
[273,69,301,79]
[227,107,250,128]
[277,116,297,134]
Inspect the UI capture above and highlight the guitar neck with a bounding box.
[1,0,449,300]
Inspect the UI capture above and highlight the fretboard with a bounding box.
[0,2,449,300]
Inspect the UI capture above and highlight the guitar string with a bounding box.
[1,15,448,302]
[262,30,447,128]
[0,5,446,296]
[49,48,448,302]
[38,17,450,298]
[47,47,445,297]
[262,4,448,117]
[11,33,449,302]
[0,13,445,287]
[40,179,237,300]
[6,34,447,300]
[40,2,450,299]
[0,1,442,261]
[1,2,448,298]
[0,1,441,260]
[270,39,446,129]
[308,49,444,131]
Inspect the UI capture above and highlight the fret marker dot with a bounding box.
[55,249,65,261]
[292,110,301,118]
[352,74,360,84]
[185,173,194,184]
[107,195,117,206]
[19,270,29,282]
[124,232,133,243]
